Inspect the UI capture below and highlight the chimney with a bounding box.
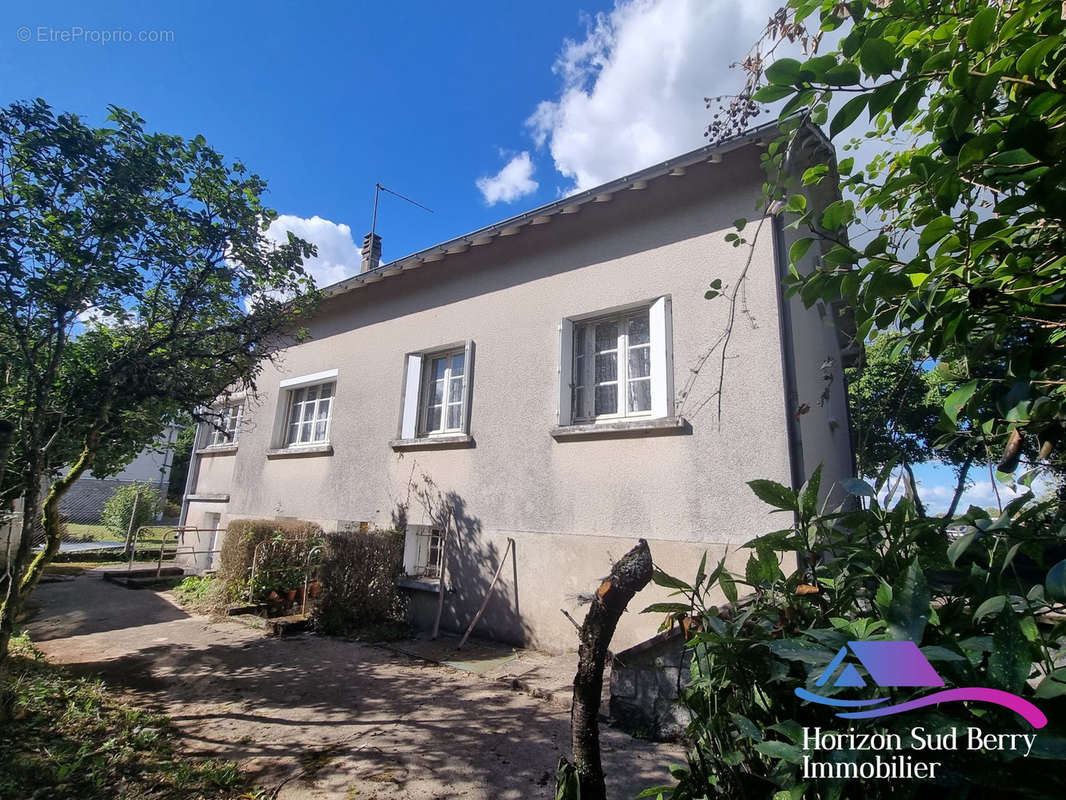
[360,232,381,273]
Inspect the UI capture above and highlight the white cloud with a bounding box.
[476,151,540,205]
[526,0,778,193]
[264,214,360,287]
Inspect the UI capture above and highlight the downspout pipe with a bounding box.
[770,214,805,497]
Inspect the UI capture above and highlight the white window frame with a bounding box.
[571,308,653,423]
[283,381,335,447]
[559,296,674,426]
[403,524,443,580]
[398,341,475,440]
[208,403,244,447]
[419,348,468,436]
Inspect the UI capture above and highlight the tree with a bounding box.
[846,333,985,516]
[639,4,1066,795]
[100,481,162,548]
[0,100,318,658]
[734,0,1066,494]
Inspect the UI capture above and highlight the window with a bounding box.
[559,297,674,426]
[403,525,443,579]
[397,341,475,441]
[285,382,334,446]
[572,310,652,421]
[208,404,243,446]
[421,350,467,435]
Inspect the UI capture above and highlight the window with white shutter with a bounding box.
[397,341,475,441]
[559,297,673,426]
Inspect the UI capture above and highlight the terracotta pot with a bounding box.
[285,588,297,603]
[308,581,321,599]
[267,590,280,601]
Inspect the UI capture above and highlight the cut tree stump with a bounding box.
[558,539,653,800]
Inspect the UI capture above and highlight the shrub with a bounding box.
[647,466,1066,799]
[312,529,407,636]
[100,481,161,539]
[216,518,323,601]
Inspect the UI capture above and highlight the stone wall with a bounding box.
[609,627,691,741]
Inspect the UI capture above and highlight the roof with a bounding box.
[321,117,832,300]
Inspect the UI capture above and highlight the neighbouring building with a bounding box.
[59,425,179,523]
[181,120,856,653]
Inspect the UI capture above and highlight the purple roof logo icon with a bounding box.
[796,640,1047,728]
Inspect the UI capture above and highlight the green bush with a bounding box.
[215,518,323,601]
[646,466,1066,799]
[312,529,407,636]
[100,481,161,540]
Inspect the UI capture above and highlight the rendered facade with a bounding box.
[181,122,856,653]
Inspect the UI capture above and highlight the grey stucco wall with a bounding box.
[187,144,853,652]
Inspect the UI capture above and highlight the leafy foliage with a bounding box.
[647,472,1066,798]
[312,529,408,637]
[99,480,162,539]
[0,634,252,798]
[750,0,1066,476]
[216,518,323,602]
[846,334,953,474]
[0,99,318,655]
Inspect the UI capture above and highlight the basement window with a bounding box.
[403,525,443,580]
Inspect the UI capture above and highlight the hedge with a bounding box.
[216,518,323,600]
[312,529,406,635]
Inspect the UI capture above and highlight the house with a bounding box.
[59,425,179,523]
[180,120,856,653]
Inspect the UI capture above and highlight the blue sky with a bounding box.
[2,0,776,272]
[3,0,1034,512]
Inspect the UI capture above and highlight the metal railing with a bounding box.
[126,525,224,578]
[248,537,325,610]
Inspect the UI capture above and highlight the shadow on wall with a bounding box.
[392,474,533,648]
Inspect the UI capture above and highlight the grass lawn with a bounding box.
[0,634,258,799]
[64,522,177,549]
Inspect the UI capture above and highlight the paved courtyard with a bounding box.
[27,569,680,799]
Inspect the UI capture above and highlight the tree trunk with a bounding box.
[559,539,653,800]
[20,444,97,599]
[942,455,974,527]
[902,460,926,518]
[1,419,104,662]
[0,470,40,662]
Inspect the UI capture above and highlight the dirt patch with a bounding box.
[27,568,681,799]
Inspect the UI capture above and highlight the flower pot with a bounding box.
[308,580,321,599]
[285,588,297,603]
[267,590,280,601]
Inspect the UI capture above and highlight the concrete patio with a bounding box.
[26,567,680,799]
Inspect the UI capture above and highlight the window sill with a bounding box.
[396,576,441,593]
[195,444,238,456]
[389,434,474,451]
[550,416,689,441]
[185,492,230,503]
[265,444,334,459]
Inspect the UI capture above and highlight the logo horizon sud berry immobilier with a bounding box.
[796,639,1047,728]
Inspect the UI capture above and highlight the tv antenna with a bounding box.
[370,183,433,236]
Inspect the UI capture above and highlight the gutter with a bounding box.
[320,117,801,300]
